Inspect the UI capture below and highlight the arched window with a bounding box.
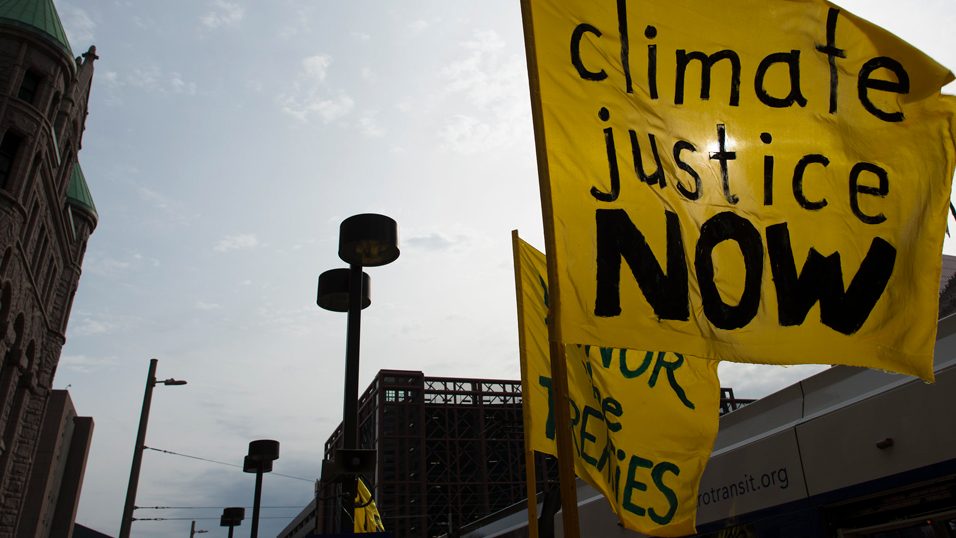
[42,256,57,302]
[53,112,67,140]
[47,91,60,121]
[22,199,40,244]
[0,130,24,190]
[17,70,42,105]
[0,247,10,277]
[24,340,34,371]
[3,313,25,365]
[0,282,10,340]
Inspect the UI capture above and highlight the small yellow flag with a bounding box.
[522,0,956,380]
[353,477,385,533]
[515,236,720,537]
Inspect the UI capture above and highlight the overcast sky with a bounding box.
[49,1,956,536]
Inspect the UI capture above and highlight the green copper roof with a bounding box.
[0,0,72,56]
[66,163,96,219]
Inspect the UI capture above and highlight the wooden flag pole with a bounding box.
[518,1,581,535]
[512,230,541,538]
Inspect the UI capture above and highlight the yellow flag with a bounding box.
[522,0,956,381]
[354,477,385,533]
[515,236,720,537]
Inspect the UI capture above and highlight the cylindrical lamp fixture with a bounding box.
[317,269,370,312]
[338,214,400,267]
[243,455,273,473]
[220,506,244,538]
[247,439,280,463]
[221,507,245,525]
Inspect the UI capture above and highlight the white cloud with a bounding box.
[439,30,530,154]
[719,363,830,399]
[201,0,245,29]
[213,234,259,253]
[278,55,355,123]
[83,255,131,277]
[70,317,116,336]
[138,186,172,209]
[169,74,197,95]
[135,184,194,225]
[59,354,117,374]
[61,6,96,46]
[440,115,498,155]
[257,306,316,336]
[302,55,331,81]
[194,301,222,311]
[277,5,313,39]
[405,233,458,251]
[408,19,430,32]
[102,66,197,96]
[351,31,371,41]
[357,112,385,137]
[82,250,160,280]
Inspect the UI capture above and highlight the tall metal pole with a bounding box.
[251,468,264,538]
[119,358,157,538]
[340,262,364,533]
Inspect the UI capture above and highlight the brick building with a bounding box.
[0,0,98,534]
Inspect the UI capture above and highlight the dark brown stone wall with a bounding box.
[0,20,97,536]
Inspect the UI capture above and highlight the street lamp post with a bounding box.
[119,358,186,538]
[245,439,279,538]
[188,520,208,537]
[317,213,399,534]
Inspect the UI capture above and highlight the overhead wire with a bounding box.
[144,446,314,482]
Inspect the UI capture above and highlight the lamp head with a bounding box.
[160,378,187,386]
[338,214,400,267]
[317,269,370,312]
[243,455,273,473]
[220,507,244,526]
[247,439,280,464]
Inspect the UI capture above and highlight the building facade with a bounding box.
[323,370,555,538]
[0,0,98,534]
[280,370,752,538]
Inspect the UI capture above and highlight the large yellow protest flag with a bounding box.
[521,0,956,380]
[514,234,720,536]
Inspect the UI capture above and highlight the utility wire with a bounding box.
[144,446,314,482]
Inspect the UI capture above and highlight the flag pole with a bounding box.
[512,230,541,538]
[518,1,581,535]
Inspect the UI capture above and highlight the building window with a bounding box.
[43,257,57,302]
[31,225,48,275]
[47,91,60,120]
[23,199,39,243]
[0,131,23,189]
[17,71,42,104]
